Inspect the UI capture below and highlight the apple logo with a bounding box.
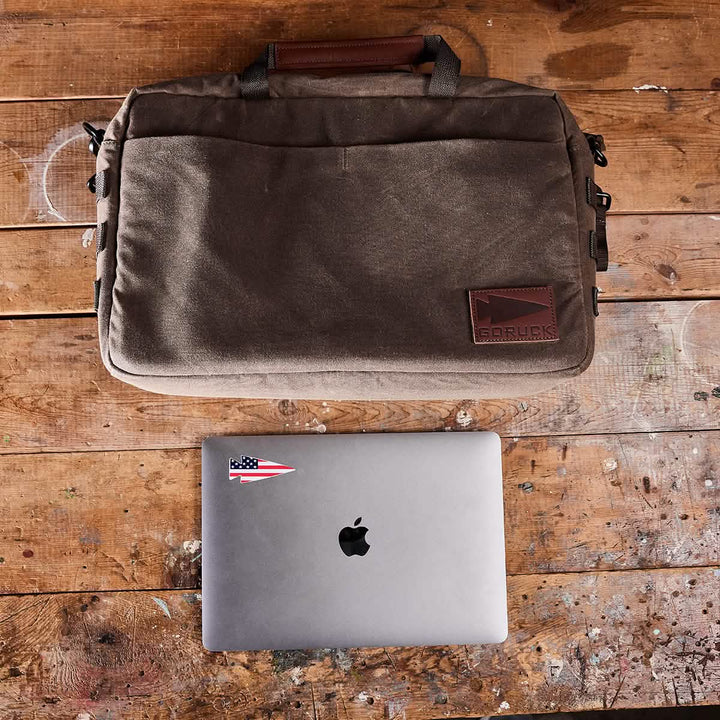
[338,517,370,557]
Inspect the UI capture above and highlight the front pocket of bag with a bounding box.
[111,135,585,376]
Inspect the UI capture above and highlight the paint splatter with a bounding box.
[587,627,601,639]
[290,667,304,686]
[632,84,669,93]
[499,701,510,711]
[81,228,94,248]
[603,458,618,472]
[182,539,201,554]
[455,409,472,428]
[152,597,171,618]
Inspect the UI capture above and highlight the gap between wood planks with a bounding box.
[0,424,716,458]
[0,89,712,104]
[1,564,718,601]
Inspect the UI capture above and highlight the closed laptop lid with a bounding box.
[201,432,507,651]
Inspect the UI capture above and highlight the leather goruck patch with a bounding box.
[468,286,559,344]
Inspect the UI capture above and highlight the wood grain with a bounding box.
[0,227,96,314]
[0,301,718,454]
[600,215,720,300]
[502,432,720,574]
[0,450,201,594]
[3,214,720,316]
[0,568,718,717]
[1,1,719,99]
[0,432,717,594]
[0,92,718,226]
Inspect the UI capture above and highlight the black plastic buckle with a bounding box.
[584,133,608,167]
[83,122,105,194]
[596,190,612,210]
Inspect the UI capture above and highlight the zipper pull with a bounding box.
[584,133,608,167]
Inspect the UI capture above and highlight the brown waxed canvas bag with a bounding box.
[90,35,610,400]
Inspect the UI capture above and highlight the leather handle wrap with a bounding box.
[240,35,461,99]
[270,36,426,71]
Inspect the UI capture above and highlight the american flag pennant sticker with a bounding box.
[229,455,296,483]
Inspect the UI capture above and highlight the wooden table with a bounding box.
[1,2,719,718]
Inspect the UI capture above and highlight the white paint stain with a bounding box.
[152,597,171,618]
[290,667,304,686]
[547,657,564,678]
[499,701,510,711]
[81,228,94,248]
[182,539,201,554]
[76,713,94,720]
[603,458,618,472]
[455,409,472,427]
[487,19,494,27]
[588,627,601,639]
[693,447,699,455]
[632,84,669,93]
[42,131,89,221]
[358,691,370,702]
[653,628,661,635]
[387,698,408,719]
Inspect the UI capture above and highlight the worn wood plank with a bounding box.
[600,214,720,300]
[0,449,201,594]
[1,92,719,226]
[0,227,96,314]
[0,302,718,454]
[502,432,720,574]
[3,214,720,315]
[0,432,717,594]
[1,0,719,99]
[0,568,718,717]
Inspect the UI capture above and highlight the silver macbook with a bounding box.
[201,432,507,651]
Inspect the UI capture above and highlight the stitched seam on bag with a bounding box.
[556,98,591,372]
[105,88,139,377]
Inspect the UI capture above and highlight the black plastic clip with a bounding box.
[596,189,612,210]
[83,122,106,194]
[584,133,608,167]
